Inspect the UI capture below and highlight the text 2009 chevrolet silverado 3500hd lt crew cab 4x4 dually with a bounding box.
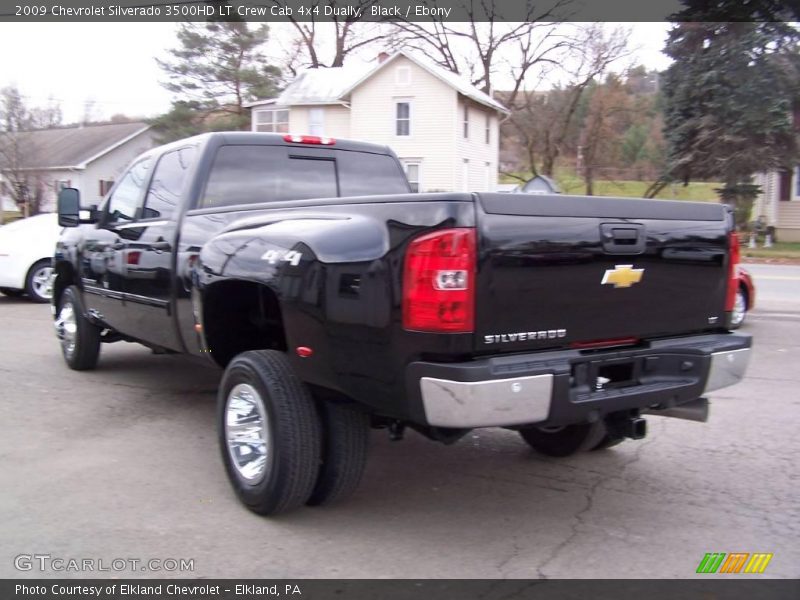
[52,132,751,515]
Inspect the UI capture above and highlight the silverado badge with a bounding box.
[601,265,644,288]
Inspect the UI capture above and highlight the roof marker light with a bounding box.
[283,134,335,145]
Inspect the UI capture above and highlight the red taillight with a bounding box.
[283,134,335,145]
[403,228,476,333]
[725,231,740,312]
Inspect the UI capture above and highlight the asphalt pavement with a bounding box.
[0,265,798,579]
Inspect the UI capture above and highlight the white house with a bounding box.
[753,167,800,242]
[0,121,156,214]
[246,51,510,193]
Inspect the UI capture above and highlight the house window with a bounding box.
[485,114,491,144]
[795,166,800,198]
[402,161,421,193]
[779,169,792,201]
[395,66,411,85]
[308,108,325,136]
[463,105,469,138]
[396,101,411,136]
[99,180,114,196]
[254,109,289,133]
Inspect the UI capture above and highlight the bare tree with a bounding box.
[504,24,631,178]
[269,1,395,71]
[0,86,60,219]
[578,75,633,194]
[392,0,575,106]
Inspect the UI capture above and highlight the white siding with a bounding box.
[82,130,157,208]
[455,99,500,192]
[288,105,351,138]
[349,56,458,192]
[753,171,778,226]
[777,202,800,228]
[34,129,157,212]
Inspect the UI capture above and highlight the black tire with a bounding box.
[0,287,24,297]
[590,434,624,451]
[55,285,101,371]
[307,402,370,507]
[218,350,322,515]
[25,259,54,303]
[519,421,607,457]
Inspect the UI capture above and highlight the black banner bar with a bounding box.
[1,0,797,23]
[3,579,800,600]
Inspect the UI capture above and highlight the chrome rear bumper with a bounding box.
[704,348,751,393]
[420,374,552,428]
[412,334,751,429]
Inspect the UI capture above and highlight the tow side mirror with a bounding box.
[57,189,98,227]
[57,188,81,227]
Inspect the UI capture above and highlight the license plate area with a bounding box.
[571,357,641,392]
[594,360,636,390]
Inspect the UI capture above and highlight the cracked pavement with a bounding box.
[0,263,798,579]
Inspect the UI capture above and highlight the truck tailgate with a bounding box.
[475,193,732,353]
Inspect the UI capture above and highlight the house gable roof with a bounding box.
[274,63,369,107]
[264,51,509,114]
[1,121,151,170]
[344,51,510,114]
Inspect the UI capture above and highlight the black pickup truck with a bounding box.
[53,132,751,515]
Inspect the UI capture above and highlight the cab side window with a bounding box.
[144,147,196,221]
[106,158,151,223]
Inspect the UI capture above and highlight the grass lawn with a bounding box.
[556,177,720,202]
[0,211,23,225]
[741,241,800,260]
[500,170,721,202]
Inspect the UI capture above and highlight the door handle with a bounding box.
[600,223,646,255]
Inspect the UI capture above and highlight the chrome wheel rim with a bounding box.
[731,290,746,327]
[225,383,270,484]
[55,301,77,359]
[31,266,53,300]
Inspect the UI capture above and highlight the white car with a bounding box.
[0,213,62,303]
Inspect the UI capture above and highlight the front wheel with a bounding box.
[519,421,607,457]
[218,350,322,515]
[55,285,101,370]
[25,259,54,303]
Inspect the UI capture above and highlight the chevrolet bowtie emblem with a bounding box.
[601,265,644,288]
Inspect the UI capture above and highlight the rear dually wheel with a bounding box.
[218,350,322,515]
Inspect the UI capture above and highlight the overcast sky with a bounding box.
[0,22,672,124]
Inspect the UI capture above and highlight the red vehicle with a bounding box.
[732,266,755,328]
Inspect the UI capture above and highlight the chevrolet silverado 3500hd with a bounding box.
[53,132,751,514]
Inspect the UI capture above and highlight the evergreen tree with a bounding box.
[661,1,800,226]
[154,20,281,139]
